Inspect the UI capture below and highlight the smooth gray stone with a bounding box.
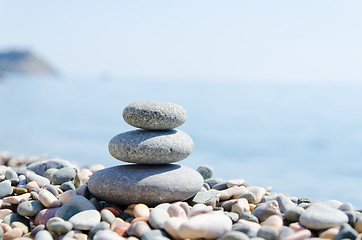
[141,229,170,240]
[227,212,240,223]
[204,178,226,188]
[55,204,80,221]
[127,221,151,238]
[338,202,354,212]
[221,200,237,212]
[335,223,358,240]
[0,225,3,238]
[257,226,278,240]
[196,165,214,179]
[232,223,257,238]
[276,194,296,213]
[123,101,186,130]
[43,168,58,181]
[47,221,73,234]
[149,208,170,229]
[239,212,259,223]
[284,206,305,223]
[213,182,228,190]
[44,184,59,198]
[299,203,348,230]
[252,200,282,222]
[34,230,53,240]
[93,229,124,240]
[31,224,45,237]
[100,209,115,224]
[17,200,45,217]
[187,189,219,206]
[25,171,50,187]
[0,180,13,198]
[68,195,96,211]
[0,165,6,181]
[109,129,193,164]
[89,221,110,239]
[5,213,30,228]
[52,167,76,185]
[278,226,295,240]
[5,168,18,180]
[324,200,343,209]
[27,158,77,176]
[345,211,357,227]
[88,164,203,206]
[218,230,249,240]
[69,210,101,230]
[238,192,257,204]
[60,181,76,191]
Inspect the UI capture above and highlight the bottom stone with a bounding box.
[87,164,203,206]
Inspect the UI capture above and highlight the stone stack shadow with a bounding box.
[88,101,203,206]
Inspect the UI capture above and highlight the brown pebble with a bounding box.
[102,206,122,216]
[13,187,28,195]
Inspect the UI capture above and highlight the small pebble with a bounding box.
[149,208,170,229]
[133,204,150,218]
[0,181,13,198]
[68,195,96,211]
[89,222,110,239]
[257,225,279,240]
[126,220,151,238]
[34,230,53,240]
[38,189,61,208]
[52,167,76,185]
[227,179,245,188]
[69,209,101,230]
[17,200,45,217]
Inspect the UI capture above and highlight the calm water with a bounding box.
[1,76,362,207]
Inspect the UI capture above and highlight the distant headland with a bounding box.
[0,50,57,78]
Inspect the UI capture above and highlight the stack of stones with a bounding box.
[88,101,204,206]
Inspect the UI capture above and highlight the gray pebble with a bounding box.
[238,192,257,204]
[69,209,101,230]
[338,202,354,212]
[27,158,75,176]
[0,180,13,198]
[109,129,193,164]
[188,190,219,206]
[335,223,358,240]
[141,229,170,240]
[100,209,115,224]
[93,229,124,240]
[34,230,53,240]
[278,226,295,240]
[218,230,250,240]
[221,200,237,212]
[89,221,110,239]
[44,184,59,198]
[227,212,240,223]
[299,203,348,230]
[17,200,45,217]
[239,212,259,223]
[232,223,257,238]
[196,165,214,179]
[0,165,6,181]
[127,221,151,238]
[68,195,96,211]
[31,224,45,237]
[149,208,170,229]
[47,220,73,235]
[257,226,278,240]
[52,167,76,185]
[344,211,357,227]
[5,168,18,180]
[252,200,282,222]
[204,178,226,188]
[324,199,343,209]
[88,164,203,206]
[212,182,228,190]
[283,206,305,223]
[25,171,50,187]
[55,204,80,221]
[123,101,186,130]
[43,168,58,181]
[60,181,76,191]
[276,194,296,213]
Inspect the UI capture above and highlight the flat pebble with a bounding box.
[26,158,75,176]
[88,164,203,206]
[3,193,31,205]
[43,184,60,198]
[47,220,73,234]
[188,190,219,206]
[69,210,101,230]
[227,179,245,188]
[17,200,45,217]
[60,181,76,191]
[25,171,50,188]
[109,129,193,164]
[149,208,170,229]
[5,169,18,180]
[276,194,296,213]
[338,202,354,212]
[52,167,76,185]
[299,203,348,230]
[179,213,232,239]
[123,100,186,130]
[0,181,13,198]
[55,204,80,220]
[240,212,259,223]
[58,190,77,205]
[38,189,61,208]
[68,195,96,211]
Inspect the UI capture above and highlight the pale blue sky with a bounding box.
[1,1,361,81]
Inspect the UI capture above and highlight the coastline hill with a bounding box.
[0,50,57,77]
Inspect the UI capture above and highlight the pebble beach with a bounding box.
[1,101,362,240]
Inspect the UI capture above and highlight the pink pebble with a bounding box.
[168,204,188,219]
[34,207,60,225]
[283,229,312,240]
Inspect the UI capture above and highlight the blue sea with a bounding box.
[1,76,362,208]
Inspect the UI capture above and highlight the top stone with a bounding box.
[123,101,186,130]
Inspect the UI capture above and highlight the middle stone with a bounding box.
[108,129,194,164]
